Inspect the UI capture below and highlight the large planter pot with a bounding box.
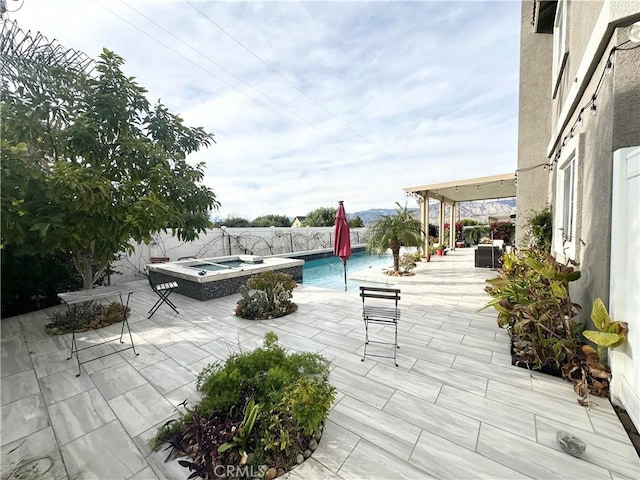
[456,242,464,248]
[436,250,444,256]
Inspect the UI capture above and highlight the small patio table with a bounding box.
[58,284,138,376]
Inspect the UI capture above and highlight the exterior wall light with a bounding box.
[629,21,640,43]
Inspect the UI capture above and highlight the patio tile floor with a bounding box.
[1,249,638,479]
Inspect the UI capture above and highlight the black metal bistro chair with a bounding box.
[359,286,401,366]
[147,275,179,319]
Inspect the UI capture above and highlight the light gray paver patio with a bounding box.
[1,249,638,479]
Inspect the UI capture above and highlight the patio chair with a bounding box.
[360,286,401,366]
[150,256,170,263]
[147,276,179,319]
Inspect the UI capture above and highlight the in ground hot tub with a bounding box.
[146,255,304,301]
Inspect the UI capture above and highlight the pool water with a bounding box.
[191,260,245,271]
[302,251,394,292]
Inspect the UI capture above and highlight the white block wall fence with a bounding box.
[109,227,370,284]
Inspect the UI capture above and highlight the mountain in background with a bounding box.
[349,199,516,225]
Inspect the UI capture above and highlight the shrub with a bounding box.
[523,206,553,251]
[461,224,490,245]
[154,333,335,477]
[444,221,464,241]
[1,246,83,318]
[481,245,612,403]
[45,302,130,335]
[482,248,582,370]
[235,271,297,320]
[490,221,515,242]
[480,248,613,402]
[280,376,336,436]
[459,218,479,226]
[399,253,417,274]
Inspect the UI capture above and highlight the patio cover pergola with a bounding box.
[403,172,517,251]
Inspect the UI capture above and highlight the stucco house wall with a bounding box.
[517,0,640,313]
[516,0,640,429]
[515,1,553,246]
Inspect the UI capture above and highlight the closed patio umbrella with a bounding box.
[333,200,352,291]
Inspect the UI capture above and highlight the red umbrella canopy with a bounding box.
[333,201,352,261]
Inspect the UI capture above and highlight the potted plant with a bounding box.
[426,245,436,261]
[436,244,446,256]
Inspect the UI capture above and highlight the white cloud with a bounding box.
[9,0,521,220]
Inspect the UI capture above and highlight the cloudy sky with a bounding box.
[9,0,521,221]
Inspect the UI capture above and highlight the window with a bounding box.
[552,0,568,98]
[561,157,575,242]
[554,137,579,261]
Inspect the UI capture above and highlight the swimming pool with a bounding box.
[147,255,303,301]
[302,251,393,292]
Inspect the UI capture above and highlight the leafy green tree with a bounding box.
[252,214,291,227]
[1,49,219,289]
[1,246,83,318]
[459,218,479,226]
[366,203,423,272]
[303,207,335,227]
[348,216,364,228]
[220,216,252,227]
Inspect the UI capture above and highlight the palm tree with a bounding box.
[366,203,423,272]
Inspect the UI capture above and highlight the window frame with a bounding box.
[553,136,580,262]
[552,0,569,99]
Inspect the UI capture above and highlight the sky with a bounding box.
[7,0,522,221]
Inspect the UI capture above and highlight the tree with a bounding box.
[348,216,364,228]
[219,216,252,227]
[252,214,291,227]
[1,48,219,289]
[459,218,479,226]
[366,203,423,272]
[303,207,335,227]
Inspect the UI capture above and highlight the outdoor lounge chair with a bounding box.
[360,286,401,366]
